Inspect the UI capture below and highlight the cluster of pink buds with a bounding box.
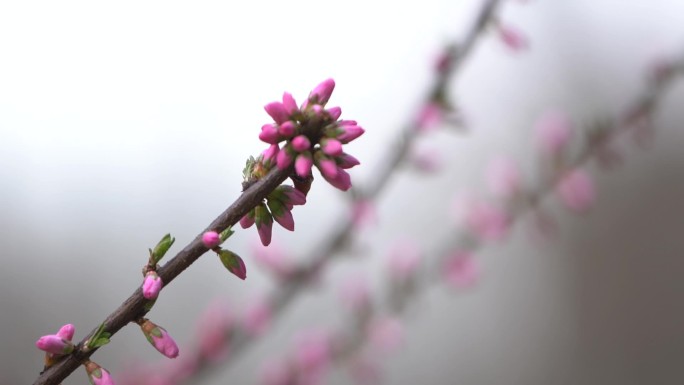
[35,324,116,385]
[242,78,363,246]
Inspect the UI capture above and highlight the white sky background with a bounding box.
[2,1,684,384]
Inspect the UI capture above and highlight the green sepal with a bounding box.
[266,198,286,217]
[150,233,175,264]
[218,249,241,271]
[254,203,273,226]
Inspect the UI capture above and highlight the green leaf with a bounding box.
[151,234,175,264]
[87,323,108,349]
[90,337,110,348]
[219,227,235,243]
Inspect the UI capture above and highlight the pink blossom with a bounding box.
[443,251,479,288]
[272,207,295,232]
[387,241,422,282]
[291,135,311,152]
[85,361,115,385]
[252,243,294,278]
[295,153,313,178]
[141,320,179,359]
[35,334,74,355]
[56,324,75,341]
[242,296,272,337]
[498,24,528,51]
[308,78,336,106]
[465,201,510,241]
[486,156,521,198]
[196,299,232,361]
[280,185,307,206]
[321,139,343,156]
[416,102,443,131]
[535,111,573,155]
[142,271,163,300]
[368,317,403,353]
[264,102,290,125]
[201,231,220,249]
[557,169,595,212]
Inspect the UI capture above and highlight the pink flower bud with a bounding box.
[140,319,179,359]
[291,135,311,152]
[142,271,163,300]
[321,139,343,156]
[486,156,521,198]
[282,92,298,115]
[557,169,595,212]
[277,121,295,137]
[317,158,338,179]
[323,167,352,191]
[276,147,293,170]
[262,144,280,162]
[327,106,342,120]
[202,231,220,249]
[264,102,290,124]
[337,153,360,169]
[308,78,335,106]
[257,218,273,247]
[416,102,443,132]
[535,111,573,155]
[280,185,307,206]
[337,125,365,143]
[56,324,75,341]
[443,251,479,288]
[368,317,403,353]
[36,334,74,355]
[259,124,280,144]
[273,207,295,232]
[85,361,115,385]
[295,153,313,178]
[240,211,255,229]
[498,24,528,52]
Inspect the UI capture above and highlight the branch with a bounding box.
[33,164,293,385]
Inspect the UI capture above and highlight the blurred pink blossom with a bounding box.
[196,299,232,361]
[339,275,371,312]
[242,296,272,337]
[293,329,332,375]
[443,251,479,288]
[486,156,522,198]
[386,240,422,282]
[410,146,442,173]
[465,201,510,241]
[352,199,377,228]
[498,24,528,51]
[252,243,294,279]
[368,316,403,353]
[535,111,573,155]
[557,169,595,212]
[416,102,443,132]
[260,358,292,385]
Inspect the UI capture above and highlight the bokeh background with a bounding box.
[1,1,684,384]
